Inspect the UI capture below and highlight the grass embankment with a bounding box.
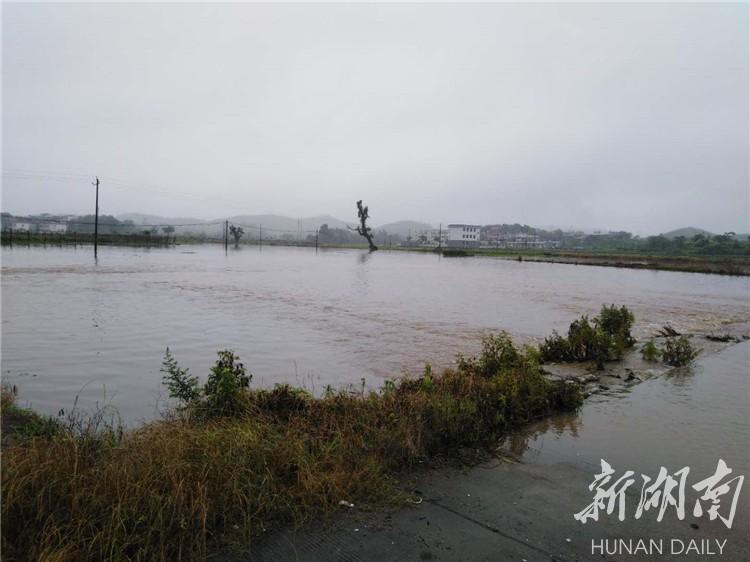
[513,250,750,276]
[0,388,59,447]
[1,336,580,561]
[435,248,750,275]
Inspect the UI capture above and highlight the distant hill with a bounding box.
[115,213,439,238]
[661,227,715,239]
[117,213,208,226]
[374,220,434,237]
[226,214,352,234]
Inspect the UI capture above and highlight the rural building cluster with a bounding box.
[1,213,71,233]
[410,223,561,249]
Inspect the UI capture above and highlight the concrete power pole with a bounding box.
[93,176,100,259]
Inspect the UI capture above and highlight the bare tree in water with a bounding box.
[355,200,378,251]
[229,224,244,246]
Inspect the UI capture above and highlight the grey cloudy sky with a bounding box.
[2,2,748,234]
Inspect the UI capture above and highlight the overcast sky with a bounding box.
[2,2,748,234]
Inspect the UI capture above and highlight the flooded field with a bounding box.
[2,244,749,423]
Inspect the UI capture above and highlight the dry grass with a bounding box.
[1,336,581,561]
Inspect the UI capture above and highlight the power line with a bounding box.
[2,169,252,209]
[3,168,333,236]
[3,216,227,229]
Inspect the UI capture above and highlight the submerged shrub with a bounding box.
[597,304,635,346]
[661,336,699,366]
[539,305,636,368]
[539,331,571,362]
[640,340,661,362]
[567,316,611,366]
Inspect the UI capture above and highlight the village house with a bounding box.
[446,224,481,248]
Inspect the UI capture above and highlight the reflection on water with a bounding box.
[2,244,748,423]
[501,412,582,457]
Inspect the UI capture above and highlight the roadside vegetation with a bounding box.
[0,306,710,560]
[1,386,60,446]
[2,334,580,561]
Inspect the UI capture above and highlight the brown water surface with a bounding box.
[2,244,748,423]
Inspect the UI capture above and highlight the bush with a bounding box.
[539,305,636,368]
[539,331,571,361]
[661,336,699,366]
[457,331,522,376]
[640,340,660,361]
[161,347,200,404]
[598,305,635,346]
[162,349,252,418]
[566,316,611,366]
[203,350,251,415]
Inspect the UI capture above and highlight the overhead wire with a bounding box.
[3,168,325,234]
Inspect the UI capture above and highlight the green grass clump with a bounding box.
[1,337,581,561]
[1,386,61,444]
[539,305,636,368]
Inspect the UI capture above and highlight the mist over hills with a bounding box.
[116,213,434,238]
[5,209,742,241]
[117,213,353,237]
[372,221,434,238]
[659,227,715,239]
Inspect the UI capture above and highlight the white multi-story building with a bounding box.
[447,224,481,248]
[10,221,33,232]
[39,222,68,233]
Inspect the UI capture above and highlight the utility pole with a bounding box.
[259,225,263,248]
[315,228,319,252]
[438,223,442,250]
[93,176,99,258]
[224,220,228,252]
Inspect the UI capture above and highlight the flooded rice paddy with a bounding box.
[2,244,748,425]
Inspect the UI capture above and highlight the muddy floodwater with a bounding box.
[2,245,748,424]
[499,341,750,559]
[250,342,750,561]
